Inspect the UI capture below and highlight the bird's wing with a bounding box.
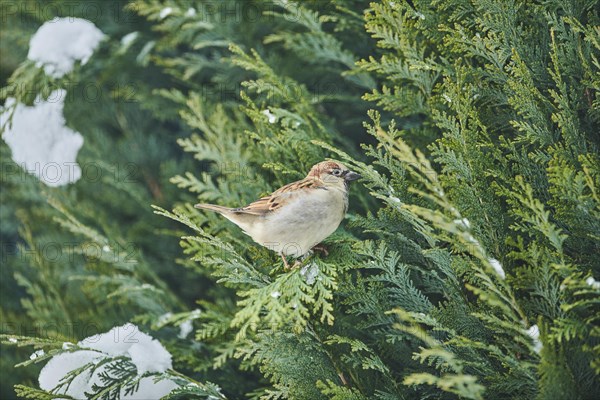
[233,177,325,216]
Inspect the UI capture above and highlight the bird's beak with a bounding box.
[344,171,362,181]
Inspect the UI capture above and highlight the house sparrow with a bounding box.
[195,161,361,268]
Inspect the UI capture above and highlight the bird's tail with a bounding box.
[194,203,234,214]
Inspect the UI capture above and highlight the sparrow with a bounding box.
[195,161,361,268]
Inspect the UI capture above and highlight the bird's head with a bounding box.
[307,160,361,186]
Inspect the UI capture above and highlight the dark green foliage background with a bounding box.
[1,1,598,399]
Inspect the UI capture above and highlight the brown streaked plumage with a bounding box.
[195,161,361,268]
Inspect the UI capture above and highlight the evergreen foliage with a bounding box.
[1,0,598,399]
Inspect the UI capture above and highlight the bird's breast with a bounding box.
[247,188,347,256]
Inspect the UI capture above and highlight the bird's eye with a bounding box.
[331,169,342,176]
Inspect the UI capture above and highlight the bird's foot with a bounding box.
[312,243,329,257]
[282,252,314,270]
[280,254,291,270]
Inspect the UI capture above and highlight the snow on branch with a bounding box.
[28,17,105,78]
[1,90,84,187]
[38,323,178,399]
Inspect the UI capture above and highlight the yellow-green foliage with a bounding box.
[2,1,598,399]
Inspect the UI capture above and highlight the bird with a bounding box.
[195,160,361,268]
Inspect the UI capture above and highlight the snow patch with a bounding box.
[526,324,542,354]
[465,234,479,245]
[120,32,139,49]
[300,263,319,285]
[128,338,172,374]
[488,258,505,279]
[261,109,277,124]
[157,312,174,326]
[80,323,172,373]
[122,377,178,399]
[179,320,194,339]
[30,349,45,360]
[178,309,201,339]
[79,323,142,356]
[389,196,401,204]
[39,350,101,399]
[453,218,471,229]
[159,7,173,20]
[85,361,177,400]
[586,276,600,289]
[1,90,84,187]
[28,17,105,78]
[39,324,177,398]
